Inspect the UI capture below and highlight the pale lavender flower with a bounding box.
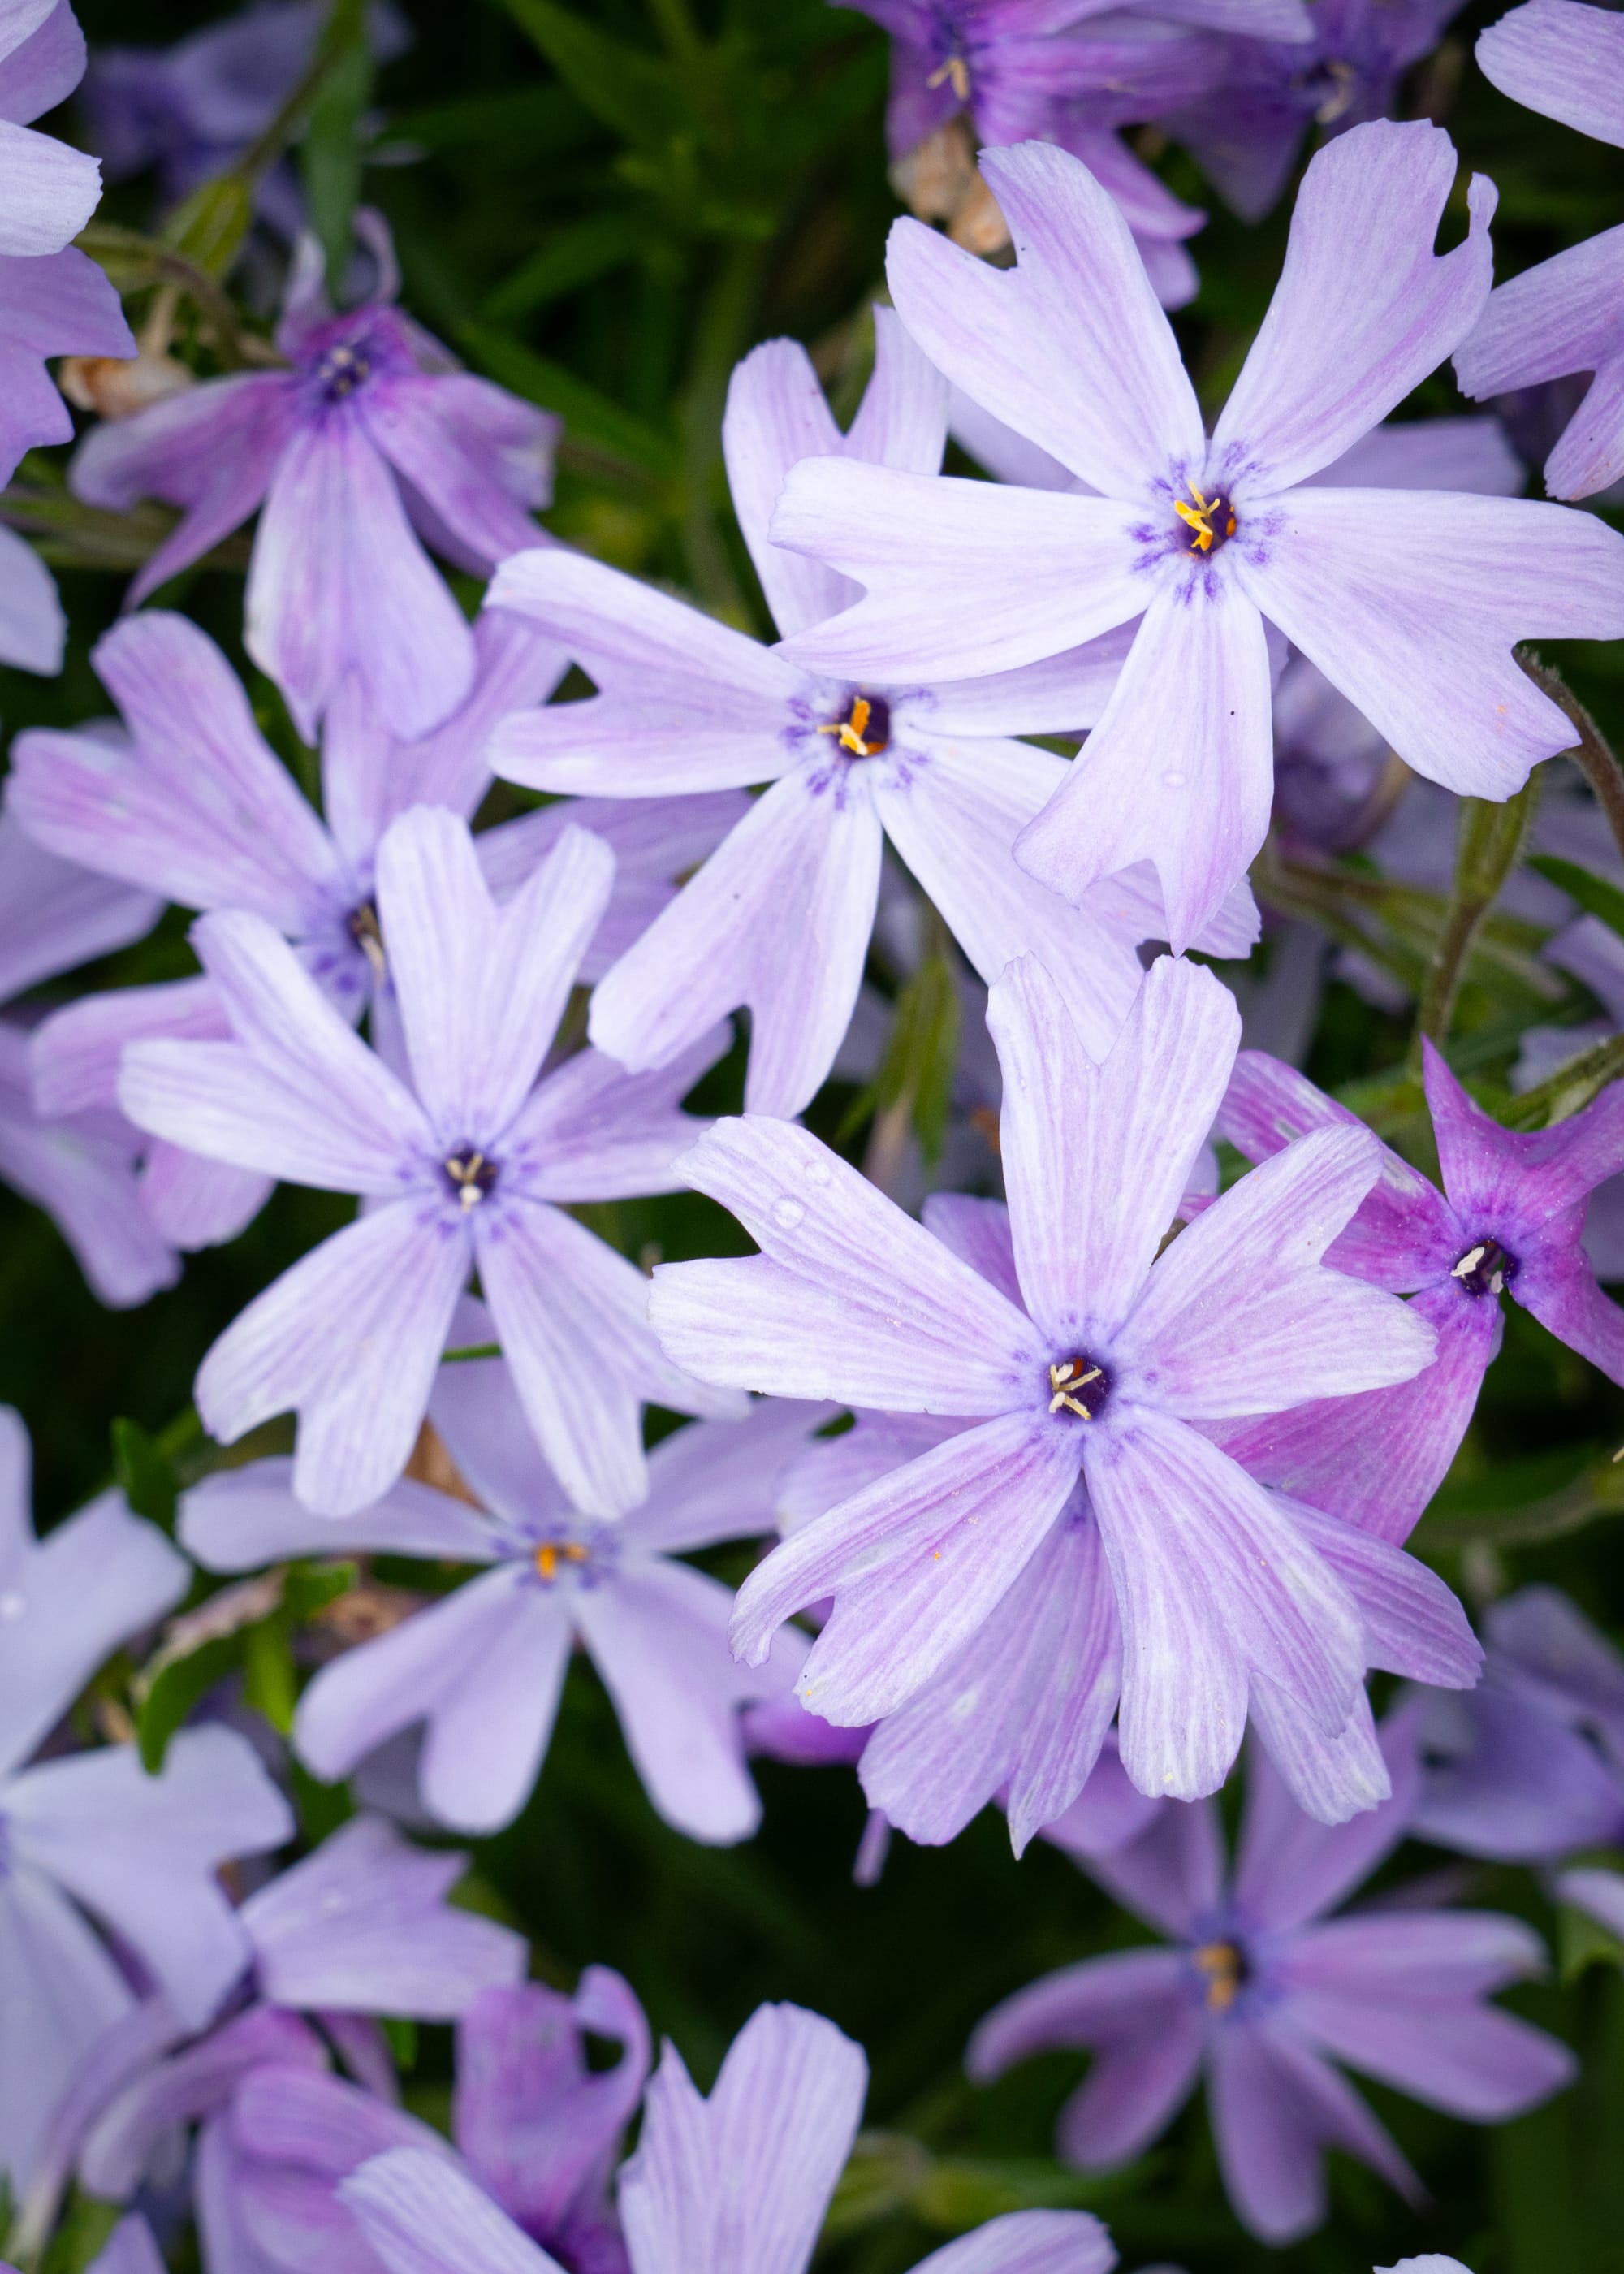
[651,952,1438,1809]
[0,1402,290,2190]
[180,1355,827,1842]
[1454,2,1624,498]
[1215,1041,1624,1544]
[764,1256,1477,1843]
[1413,1585,1624,1862]
[968,1714,1574,2243]
[117,805,740,1518]
[66,1816,526,2249]
[15,609,741,1256]
[1513,917,1624,1277]
[1161,0,1466,223]
[341,2003,1117,2274]
[490,312,1255,1120]
[71,218,557,740]
[0,807,180,1305]
[201,1968,649,2274]
[768,124,1624,948]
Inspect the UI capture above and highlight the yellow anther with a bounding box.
[1173,482,1237,553]
[1048,1359,1103,1420]
[818,695,880,757]
[1193,1940,1244,2012]
[534,1541,590,1582]
[926,54,971,102]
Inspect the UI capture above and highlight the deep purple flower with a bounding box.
[116,805,740,1517]
[340,2003,1117,2274]
[1161,0,1466,223]
[180,1358,827,1842]
[1413,1584,1624,1866]
[768,124,1624,949]
[490,312,1255,1119]
[15,609,741,1256]
[968,1714,1574,2243]
[0,1403,290,2191]
[62,1816,525,2256]
[203,1968,648,2274]
[0,808,176,1305]
[1455,2,1624,498]
[71,220,558,740]
[1215,1041,1624,1544]
[765,1342,1478,1841]
[1512,917,1624,1277]
[651,952,1438,1809]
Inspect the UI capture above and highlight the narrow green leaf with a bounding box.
[111,1416,179,1533]
[457,321,677,480]
[491,0,684,146]
[138,1633,244,1772]
[300,0,373,295]
[285,1559,357,1619]
[877,956,961,1165]
[380,2016,420,2069]
[38,2190,119,2274]
[1560,1896,1624,1982]
[482,210,644,322]
[160,172,257,279]
[1529,852,1624,944]
[241,1616,299,1735]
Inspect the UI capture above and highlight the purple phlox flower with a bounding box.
[1511,918,1624,1278]
[754,1202,1476,1841]
[768,126,1624,950]
[1047,128,1207,310]
[1159,0,1466,223]
[66,1815,526,2257]
[967,1710,1574,2244]
[1214,1040,1624,1545]
[0,0,101,254]
[17,609,741,1258]
[1035,1730,1164,1863]
[197,1967,648,2274]
[650,950,1443,1816]
[1453,1,1624,498]
[116,803,742,1518]
[339,2001,1118,2274]
[0,1404,291,2191]
[81,2,409,231]
[1411,1584,1624,1863]
[489,310,1256,1120]
[71,214,559,741]
[179,1364,829,1842]
[0,806,179,1306]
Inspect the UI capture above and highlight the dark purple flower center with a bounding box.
[818,693,891,758]
[1295,55,1358,124]
[1451,1237,1513,1298]
[443,1146,499,1211]
[1047,1355,1110,1420]
[347,899,386,978]
[1174,484,1237,555]
[313,340,374,402]
[1192,1937,1250,2012]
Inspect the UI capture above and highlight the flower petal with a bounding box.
[341,2149,566,2274]
[179,1455,496,1571]
[1475,0,1624,144]
[1207,2021,1419,2245]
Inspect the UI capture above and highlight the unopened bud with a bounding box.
[59,349,196,421]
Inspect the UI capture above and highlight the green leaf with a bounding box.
[285,1559,357,1620]
[111,1416,179,1533]
[380,2016,419,2069]
[300,0,374,294]
[38,2190,120,2274]
[491,0,685,147]
[482,210,644,322]
[1529,853,1624,944]
[879,955,961,1165]
[241,1615,299,1734]
[1560,1896,1624,1983]
[160,171,258,279]
[457,321,677,482]
[138,1633,244,1771]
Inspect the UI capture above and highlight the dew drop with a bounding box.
[771,1196,806,1230]
[1161,769,1187,789]
[0,1592,24,1622]
[802,1155,832,1187]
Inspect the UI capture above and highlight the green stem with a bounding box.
[1519,647,1624,868]
[1410,770,1542,1067]
[441,1342,502,1363]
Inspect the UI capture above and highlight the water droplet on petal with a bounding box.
[0,1592,24,1622]
[803,1155,831,1187]
[1161,769,1187,789]
[772,1196,806,1230]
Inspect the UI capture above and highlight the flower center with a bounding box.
[1192,1939,1249,2012]
[1173,484,1237,555]
[1298,54,1358,123]
[1450,1237,1513,1298]
[443,1147,499,1211]
[926,52,970,102]
[314,341,374,402]
[818,693,890,757]
[533,1540,590,1584]
[1047,1355,1109,1420]
[347,899,386,979]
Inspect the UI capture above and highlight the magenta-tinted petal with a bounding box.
[750,1412,1080,1723]
[487,549,805,794]
[1015,579,1274,953]
[1207,2021,1419,2245]
[248,415,475,742]
[1476,0,1624,142]
[1243,486,1624,798]
[589,767,883,1121]
[654,1114,1044,1409]
[1281,1502,1480,1687]
[1123,1123,1436,1416]
[620,2006,866,2274]
[1245,1679,1393,1826]
[872,735,1143,1048]
[989,952,1237,1344]
[772,463,1143,683]
[195,1203,469,1517]
[1233,1705,1418,1930]
[1213,124,1493,491]
[886,145,1203,495]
